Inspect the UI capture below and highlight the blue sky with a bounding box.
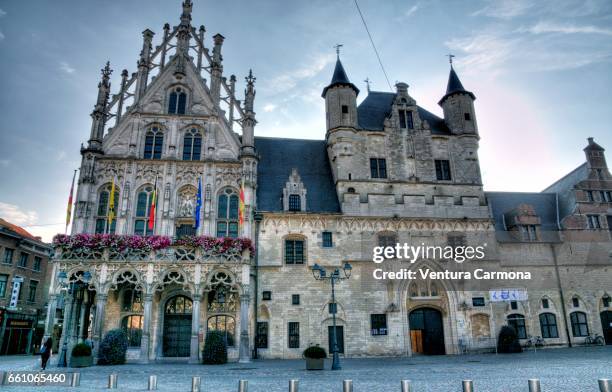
[0,0,611,241]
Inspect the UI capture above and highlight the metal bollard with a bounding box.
[401,380,411,392]
[238,379,248,392]
[289,379,299,392]
[599,379,611,392]
[462,380,474,392]
[343,380,353,392]
[70,373,80,387]
[528,379,541,392]
[191,376,201,392]
[148,375,157,390]
[107,373,118,389]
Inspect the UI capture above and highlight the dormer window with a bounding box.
[288,195,301,212]
[168,87,187,115]
[283,169,307,212]
[399,110,413,129]
[520,225,537,241]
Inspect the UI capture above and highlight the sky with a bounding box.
[0,0,611,242]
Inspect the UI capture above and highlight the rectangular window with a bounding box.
[262,291,271,301]
[507,315,527,339]
[608,216,612,232]
[28,280,38,303]
[288,194,301,212]
[539,313,558,339]
[3,248,14,264]
[292,294,300,305]
[341,105,348,114]
[521,225,537,241]
[288,322,300,348]
[510,301,518,310]
[370,158,387,179]
[370,314,388,336]
[603,296,610,308]
[587,215,601,229]
[255,321,268,349]
[472,297,485,307]
[33,257,42,272]
[464,112,471,121]
[435,160,452,181]
[322,231,333,248]
[398,110,414,129]
[572,297,580,308]
[586,190,594,202]
[603,191,612,202]
[0,274,8,297]
[570,312,589,337]
[285,240,305,264]
[18,253,28,268]
[542,298,549,309]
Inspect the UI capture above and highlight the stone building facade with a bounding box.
[0,219,52,355]
[46,0,611,364]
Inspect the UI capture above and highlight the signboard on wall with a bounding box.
[489,289,528,302]
[8,276,24,309]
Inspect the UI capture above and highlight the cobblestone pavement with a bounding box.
[0,346,610,391]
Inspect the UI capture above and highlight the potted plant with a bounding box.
[303,345,326,370]
[70,343,93,367]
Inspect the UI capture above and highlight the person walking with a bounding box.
[40,337,53,371]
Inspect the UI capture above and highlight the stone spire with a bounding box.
[210,34,225,105]
[134,29,154,102]
[438,64,475,105]
[176,0,193,54]
[241,69,257,155]
[87,61,112,151]
[322,56,359,98]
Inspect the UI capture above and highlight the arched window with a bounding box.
[182,128,202,161]
[121,315,143,347]
[168,87,187,115]
[143,126,163,159]
[570,311,589,337]
[539,313,558,338]
[216,188,239,238]
[207,315,235,347]
[507,314,527,339]
[134,185,156,236]
[409,282,418,298]
[122,289,143,312]
[95,184,119,234]
[165,295,193,314]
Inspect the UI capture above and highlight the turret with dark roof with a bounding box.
[438,64,478,135]
[438,65,475,105]
[321,58,360,98]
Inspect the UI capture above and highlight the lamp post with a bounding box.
[311,262,352,370]
[57,271,91,367]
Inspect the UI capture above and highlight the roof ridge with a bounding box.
[541,162,587,192]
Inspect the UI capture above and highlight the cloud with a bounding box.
[266,53,334,95]
[0,159,9,167]
[521,21,612,36]
[59,61,76,74]
[263,104,277,112]
[0,9,6,17]
[472,0,533,19]
[0,31,4,41]
[0,202,39,227]
[404,4,420,18]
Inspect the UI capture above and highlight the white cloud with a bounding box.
[472,0,533,19]
[404,4,420,18]
[59,61,76,74]
[521,21,612,36]
[263,104,277,112]
[56,150,67,161]
[0,202,39,227]
[0,9,6,17]
[267,53,334,95]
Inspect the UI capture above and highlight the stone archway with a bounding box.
[162,295,193,357]
[409,307,445,355]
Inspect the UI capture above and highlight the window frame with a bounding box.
[435,159,452,181]
[570,311,589,337]
[255,321,269,349]
[18,252,28,268]
[134,185,156,236]
[27,280,38,303]
[143,126,164,160]
[587,214,601,229]
[288,194,301,212]
[539,312,558,339]
[322,231,333,248]
[284,239,305,265]
[507,313,527,339]
[216,188,239,238]
[370,314,388,336]
[370,158,388,179]
[33,256,42,272]
[291,294,300,305]
[168,87,187,115]
[122,314,144,348]
[95,183,119,234]
[2,248,14,265]
[182,128,202,161]
[288,322,300,348]
[0,274,8,297]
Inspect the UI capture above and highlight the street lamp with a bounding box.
[311,261,352,370]
[57,271,91,367]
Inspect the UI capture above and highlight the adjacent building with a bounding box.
[46,0,611,364]
[0,218,53,355]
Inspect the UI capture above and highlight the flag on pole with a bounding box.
[194,177,202,230]
[107,177,116,232]
[148,178,157,232]
[65,170,77,234]
[239,179,245,227]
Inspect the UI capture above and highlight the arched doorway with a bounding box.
[409,307,445,355]
[163,295,193,357]
[601,311,612,345]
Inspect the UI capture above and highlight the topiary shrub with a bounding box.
[98,329,128,365]
[303,345,327,359]
[71,343,92,357]
[498,325,522,353]
[202,330,228,365]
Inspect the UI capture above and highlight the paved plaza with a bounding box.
[0,346,610,391]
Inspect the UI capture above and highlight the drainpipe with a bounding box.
[552,194,571,347]
[251,211,263,359]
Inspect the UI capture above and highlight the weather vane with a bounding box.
[364,77,371,92]
[334,43,344,58]
[446,54,455,65]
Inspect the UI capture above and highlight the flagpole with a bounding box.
[65,169,77,235]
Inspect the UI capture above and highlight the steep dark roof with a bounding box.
[438,66,475,105]
[254,137,341,213]
[321,58,359,97]
[486,192,560,232]
[357,91,450,135]
[584,137,604,151]
[542,162,588,193]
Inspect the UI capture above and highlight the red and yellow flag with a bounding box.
[107,177,116,230]
[239,179,245,227]
[148,179,157,232]
[65,170,77,234]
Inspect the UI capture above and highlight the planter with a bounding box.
[70,355,93,368]
[305,357,324,370]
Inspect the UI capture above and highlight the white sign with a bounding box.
[489,289,528,302]
[8,276,24,309]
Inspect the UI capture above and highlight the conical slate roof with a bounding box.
[438,66,475,105]
[321,58,360,97]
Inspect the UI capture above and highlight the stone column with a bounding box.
[92,293,108,362]
[238,293,250,363]
[189,293,202,363]
[43,294,57,341]
[57,293,74,366]
[140,293,153,363]
[78,297,88,342]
